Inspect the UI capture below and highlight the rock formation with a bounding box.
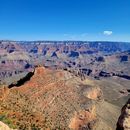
[0,41,130,129]
[117,98,130,130]
[0,66,118,130]
[0,41,130,85]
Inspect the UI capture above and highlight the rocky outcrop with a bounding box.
[0,66,111,130]
[117,98,130,130]
[69,105,97,130]
[83,86,103,100]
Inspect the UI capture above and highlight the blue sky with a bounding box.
[0,0,130,41]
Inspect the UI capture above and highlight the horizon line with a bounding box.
[0,39,130,43]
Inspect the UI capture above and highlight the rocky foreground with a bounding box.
[0,66,121,130]
[117,98,130,130]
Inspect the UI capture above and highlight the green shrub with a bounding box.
[0,114,17,129]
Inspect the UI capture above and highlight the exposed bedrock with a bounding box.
[117,98,130,130]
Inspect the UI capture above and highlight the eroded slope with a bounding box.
[0,67,119,129]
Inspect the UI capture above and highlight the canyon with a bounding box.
[0,40,130,129]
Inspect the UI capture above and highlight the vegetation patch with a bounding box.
[0,114,17,129]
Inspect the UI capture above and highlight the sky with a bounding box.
[0,0,130,41]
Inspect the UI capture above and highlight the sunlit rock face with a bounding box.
[117,98,130,130]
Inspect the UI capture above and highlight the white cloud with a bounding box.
[103,31,113,36]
